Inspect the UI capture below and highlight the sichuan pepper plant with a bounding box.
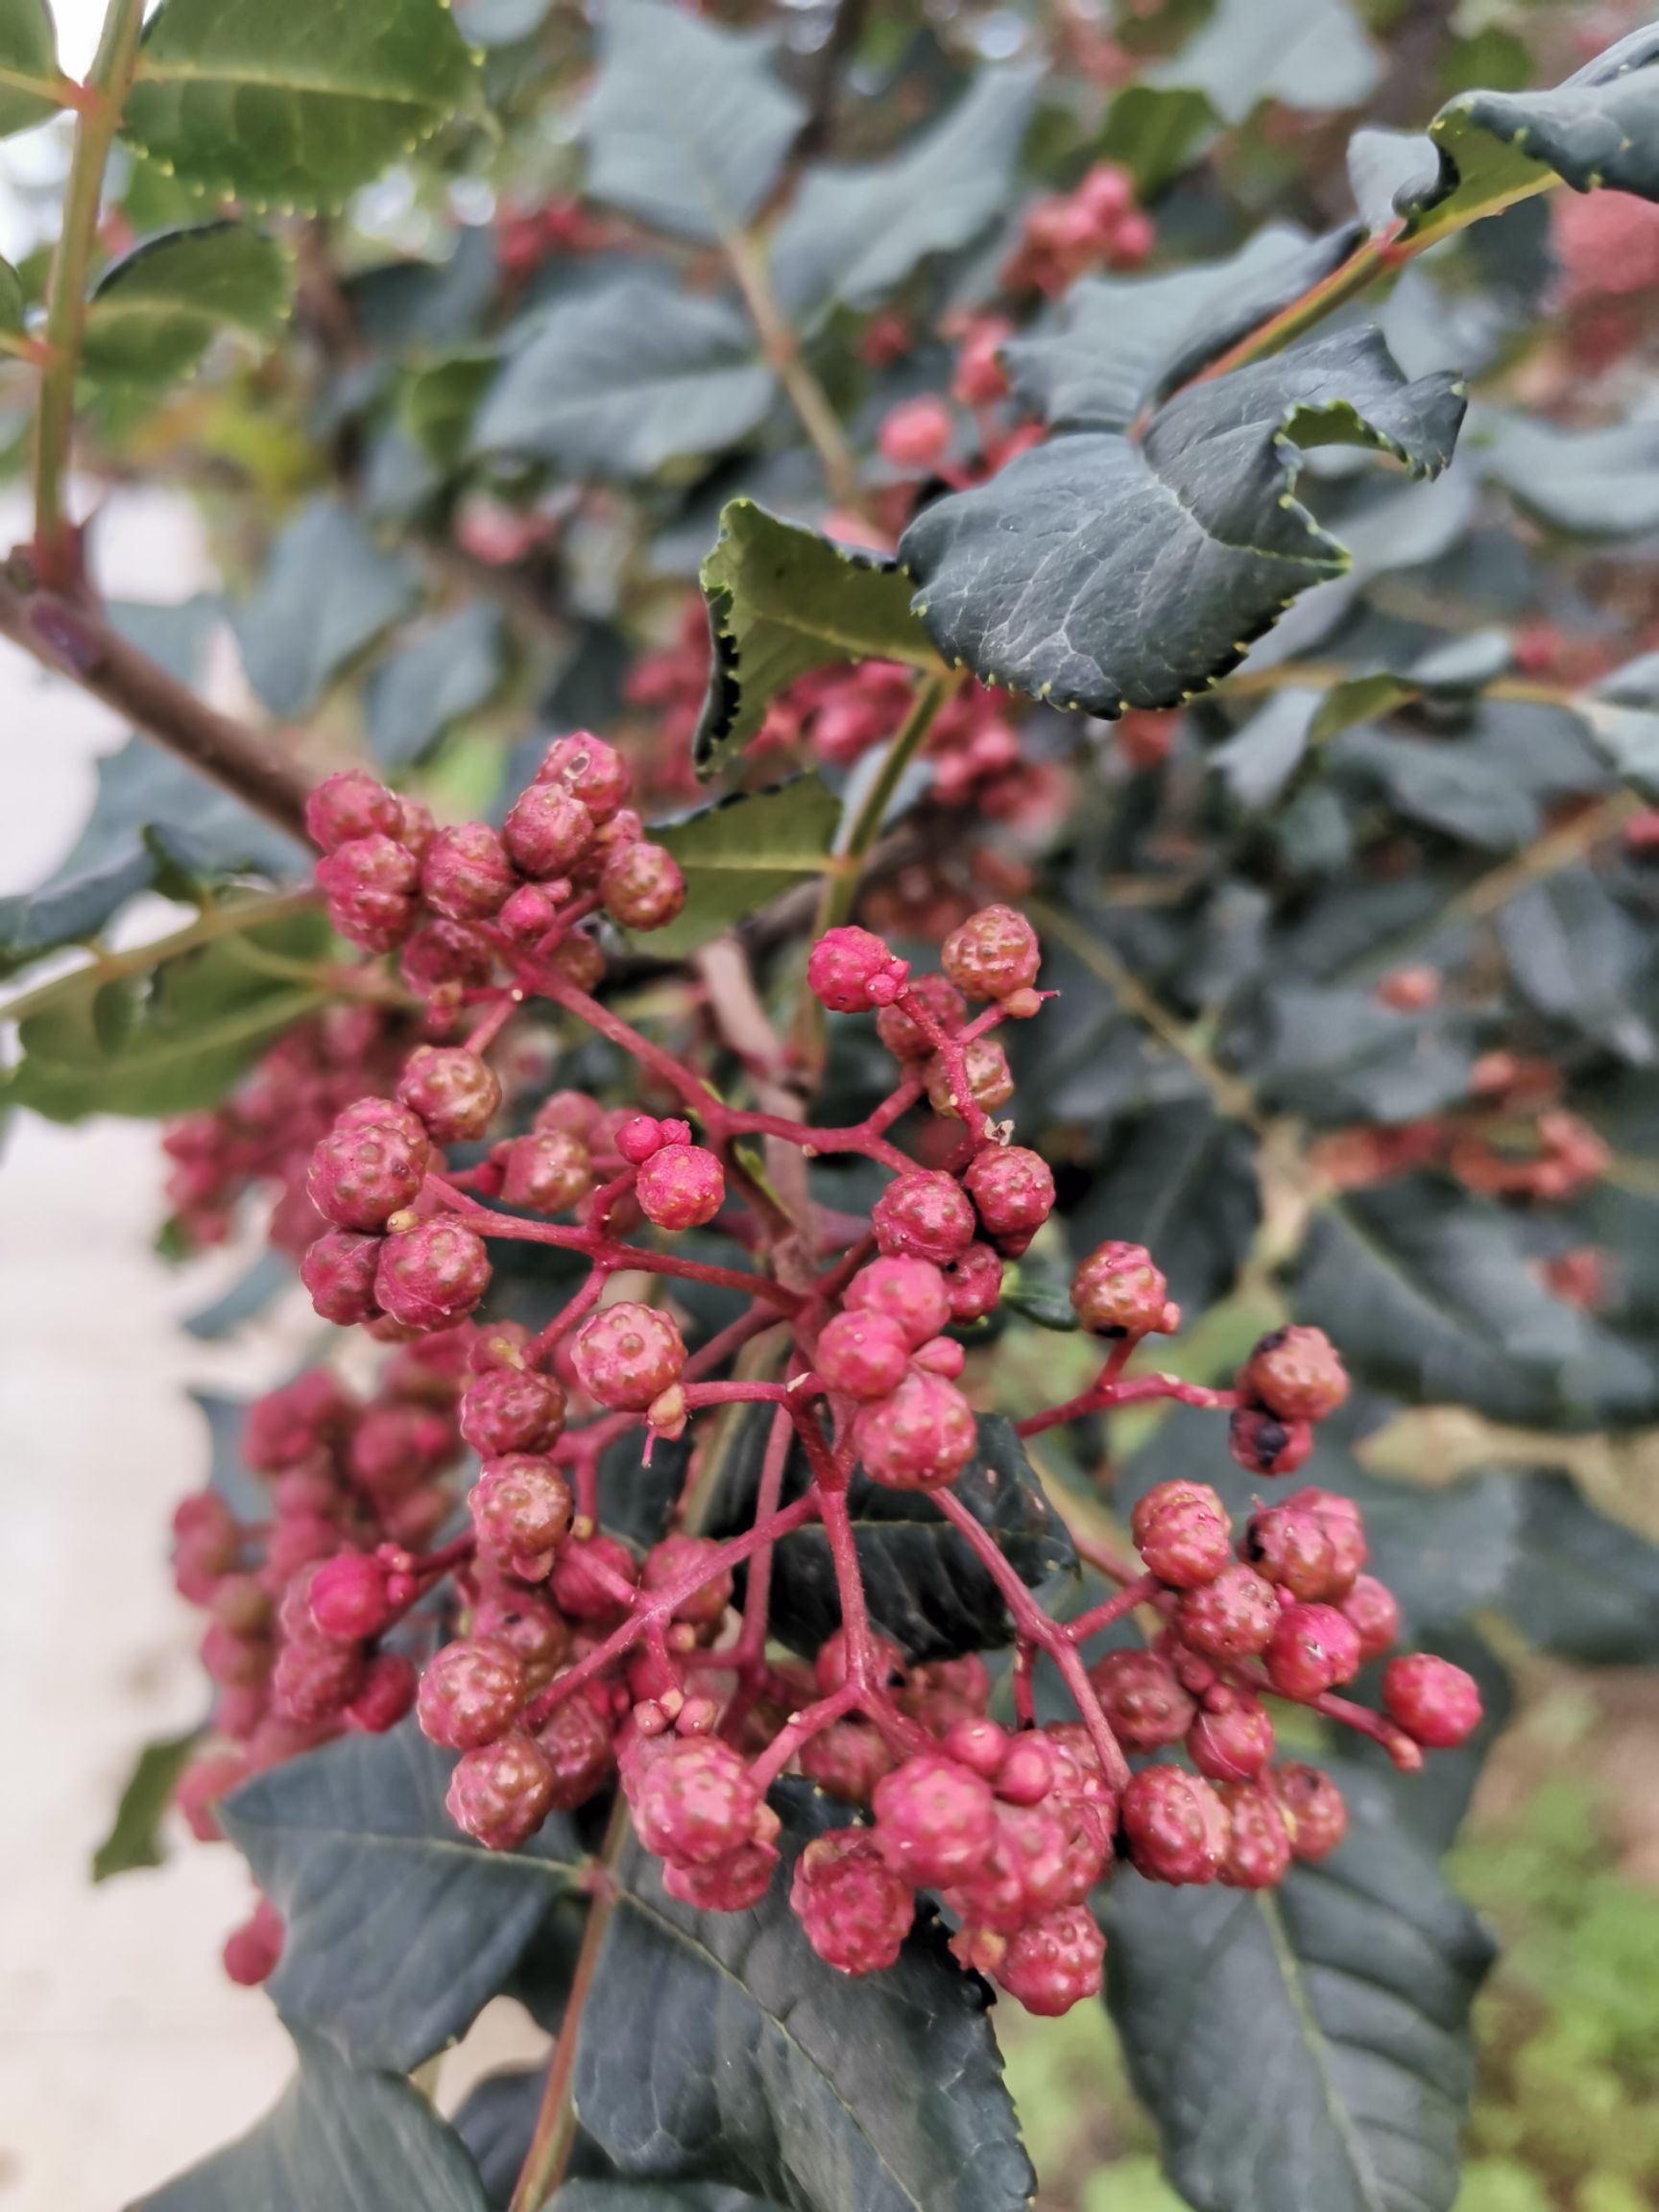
[7,2,1659,2208]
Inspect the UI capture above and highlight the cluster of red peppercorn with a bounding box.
[1001,161,1154,294]
[169,827,1482,2017]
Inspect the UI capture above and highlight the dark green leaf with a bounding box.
[1399,25,1659,244]
[191,1388,268,1523]
[1473,408,1659,538]
[1096,84,1216,196]
[710,1411,1075,1663]
[1242,983,1475,1124]
[129,2031,492,2211]
[1215,687,1317,806]
[5,911,330,1121]
[1116,1406,1521,1643]
[82,224,290,385]
[901,327,1465,717]
[232,499,420,719]
[1067,1100,1260,1315]
[221,1720,586,2072]
[770,67,1041,325]
[1004,224,1360,431]
[0,0,60,139]
[1146,0,1381,126]
[551,2187,781,2211]
[574,1784,1034,2212]
[368,606,508,770]
[472,276,774,479]
[1502,1471,1659,1663]
[693,501,940,776]
[1334,726,1540,849]
[646,777,839,958]
[579,0,805,244]
[1001,1270,1079,1332]
[1498,869,1655,1062]
[92,1728,201,1882]
[1104,1764,1493,2212]
[452,2069,546,2208]
[122,0,479,212]
[400,349,498,469]
[1293,1177,1659,1428]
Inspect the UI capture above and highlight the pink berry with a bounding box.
[502,785,594,878]
[1173,1564,1279,1662]
[498,1129,592,1214]
[1132,1480,1232,1589]
[374,1220,492,1333]
[923,1036,1014,1120]
[791,1829,914,1974]
[307,1104,431,1230]
[615,1114,668,1165]
[1242,1503,1344,1600]
[305,769,401,853]
[1120,1766,1230,1885]
[941,904,1041,1000]
[663,1838,779,1911]
[308,1552,396,1640]
[571,1302,685,1411]
[799,1719,895,1805]
[272,1634,365,1724]
[447,1731,556,1849]
[599,840,685,930]
[418,1637,527,1750]
[1340,1575,1401,1662]
[397,1046,502,1143]
[301,1228,383,1325]
[871,1170,975,1266]
[461,1367,567,1456]
[843,1254,951,1346]
[639,1534,733,1629]
[963,1144,1055,1240]
[1077,162,1134,227]
[1071,1241,1170,1335]
[1281,1489,1368,1588]
[815,1309,912,1400]
[876,973,966,1061]
[1217,1782,1292,1889]
[548,1532,639,1622]
[400,918,494,993]
[878,395,953,472]
[626,1735,762,1866]
[636,1143,725,1232]
[854,1369,977,1490]
[814,1627,904,1696]
[873,1753,998,1887]
[1382,1654,1483,1748]
[472,1590,571,1686]
[1239,1327,1349,1424]
[807,926,908,1015]
[1228,1406,1314,1479]
[1270,1763,1348,1861]
[242,1367,356,1470]
[421,823,517,923]
[1087,1649,1194,1749]
[1186,1691,1274,1788]
[1263,1602,1363,1701]
[223,1898,285,1986]
[316,834,420,950]
[991,1904,1106,2015]
[470,1455,575,1560]
[942,1242,1003,1322]
[538,1693,617,1808]
[535,732,631,820]
[346,1652,419,1733]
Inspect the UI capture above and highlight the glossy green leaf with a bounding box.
[1104,1762,1494,2212]
[1401,25,1659,243]
[579,0,804,244]
[900,327,1465,717]
[129,2032,492,2211]
[122,0,479,211]
[645,776,839,958]
[770,66,1041,325]
[1502,1472,1659,1663]
[0,0,61,139]
[232,499,420,719]
[4,910,330,1121]
[574,1785,1034,2212]
[472,276,775,479]
[221,1721,585,2072]
[1004,223,1359,433]
[1292,1177,1659,1428]
[1095,84,1216,196]
[693,501,941,776]
[1147,0,1382,126]
[83,224,290,385]
[368,605,508,769]
[709,1411,1076,1663]
[91,1727,201,1882]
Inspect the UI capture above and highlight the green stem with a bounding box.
[32,0,145,583]
[817,674,951,937]
[0,886,319,1026]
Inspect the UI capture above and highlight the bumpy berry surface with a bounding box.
[1240,1326,1349,1424]
[791,1831,914,1974]
[374,1221,492,1333]
[626,1736,762,1866]
[1271,1764,1348,1861]
[1382,1654,1483,1747]
[941,904,1041,1000]
[873,1753,998,1886]
[1173,1563,1280,1661]
[470,1455,575,1560]
[986,1905,1105,2015]
[1121,1766,1230,1885]
[807,926,908,1013]
[815,1309,912,1400]
[1089,1649,1195,1748]
[854,1369,977,1489]
[572,1302,686,1410]
[871,1170,976,1265]
[1263,1602,1363,1700]
[417,1637,527,1750]
[1133,1480,1232,1588]
[636,1142,725,1231]
[1070,1241,1169,1335]
[447,1732,557,1850]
